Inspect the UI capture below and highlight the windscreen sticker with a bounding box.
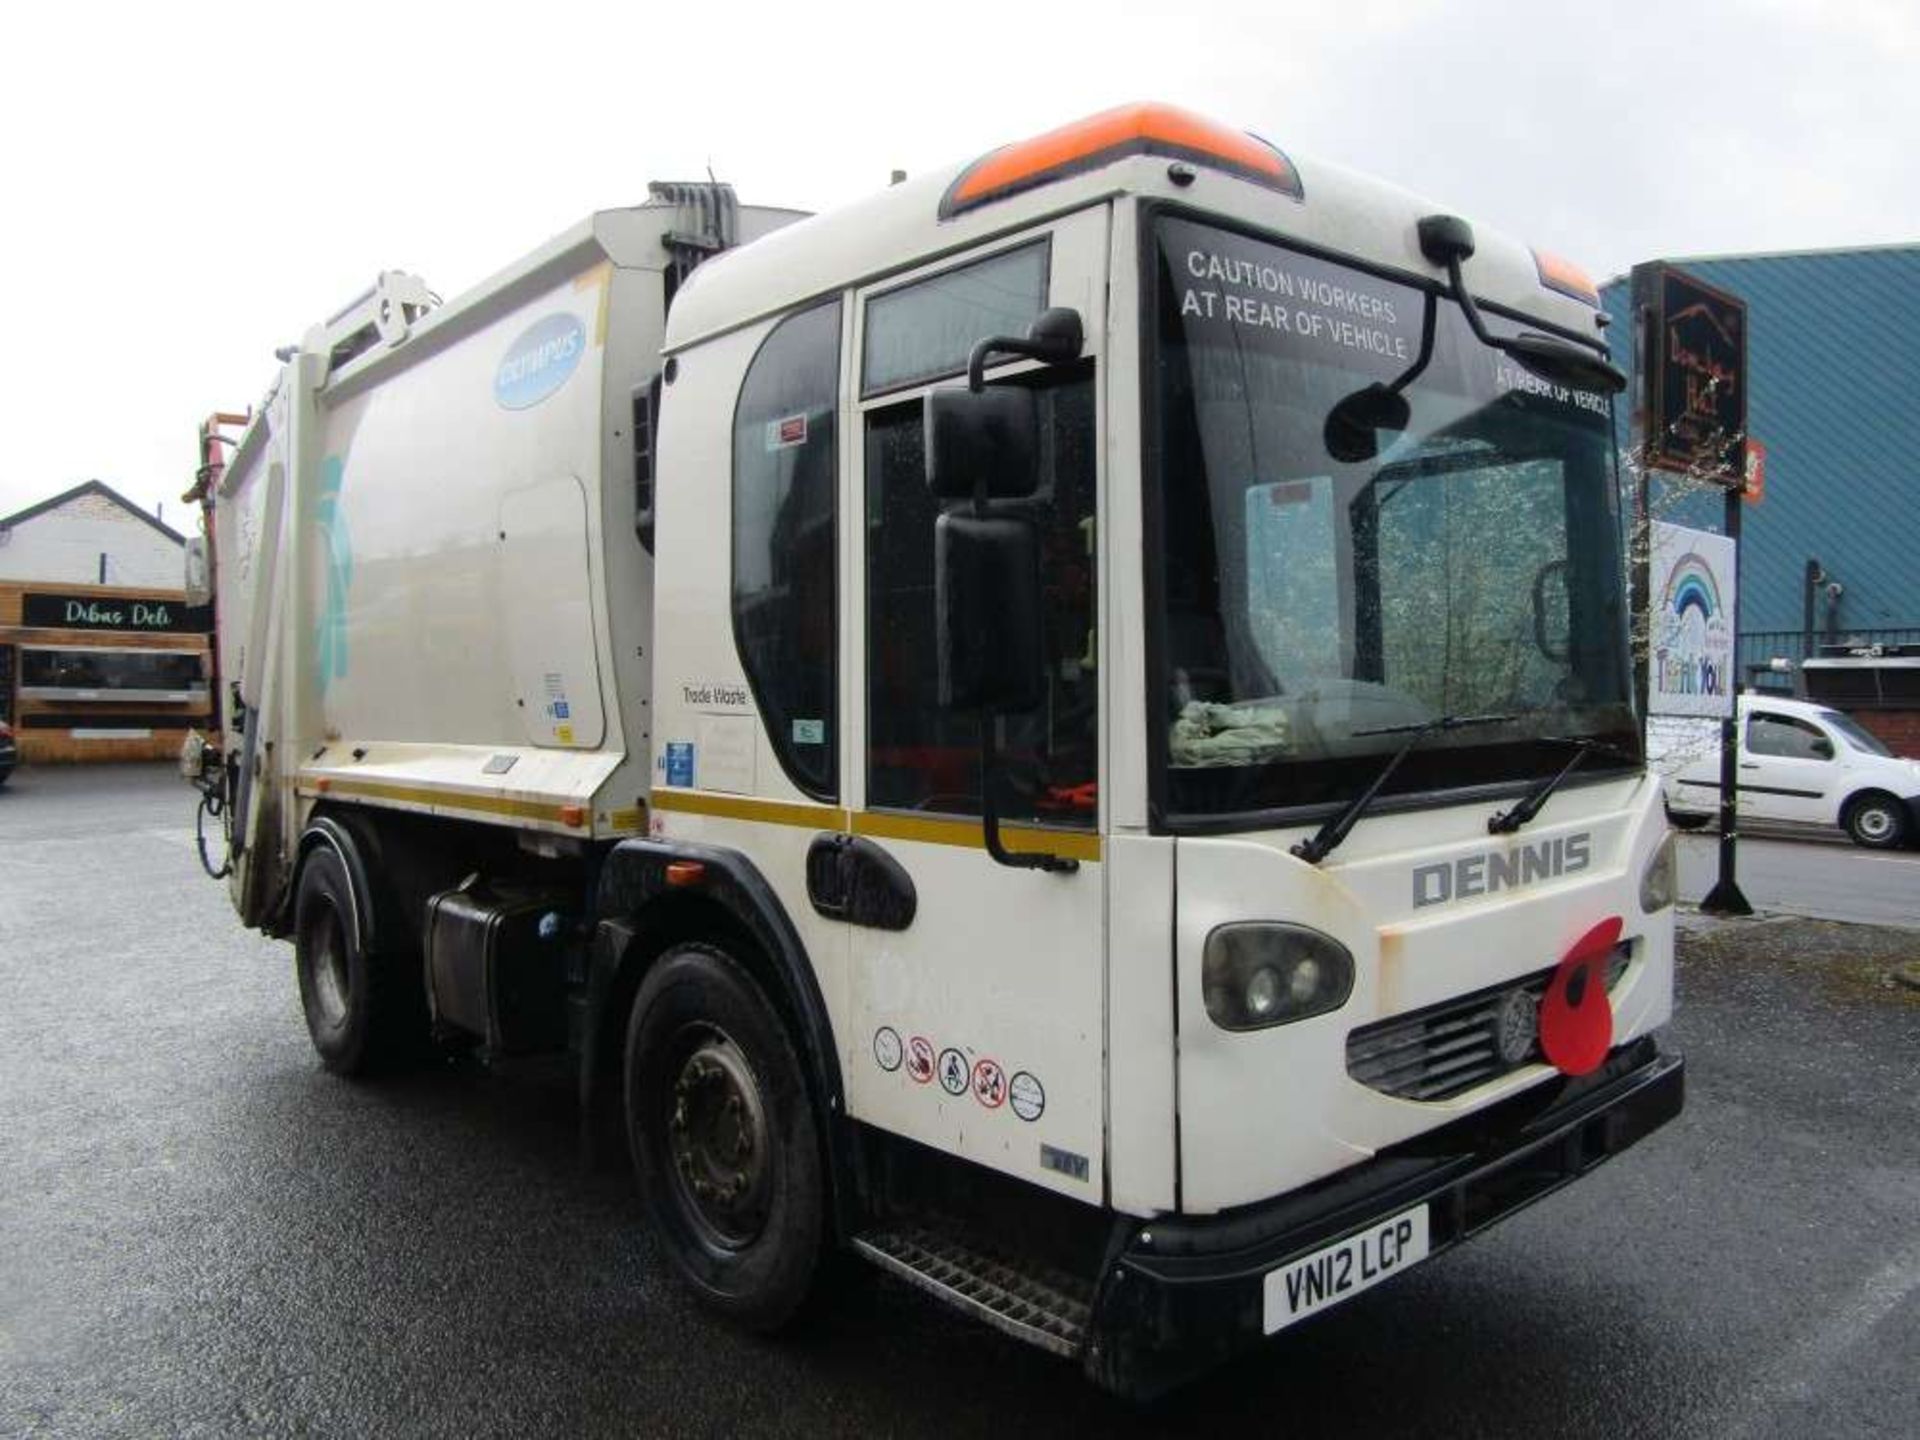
[1164,218,1422,378]
[1491,355,1612,415]
[766,414,808,450]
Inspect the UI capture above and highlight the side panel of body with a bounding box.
[307,264,614,759]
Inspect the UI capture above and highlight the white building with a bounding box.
[0,480,186,588]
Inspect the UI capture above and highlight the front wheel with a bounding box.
[1844,792,1909,850]
[625,943,825,1332]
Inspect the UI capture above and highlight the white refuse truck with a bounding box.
[184,103,1683,1397]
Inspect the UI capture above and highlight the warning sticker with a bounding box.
[972,1059,1007,1109]
[937,1048,969,1096]
[906,1036,935,1085]
[766,413,808,451]
[1009,1071,1045,1122]
[873,1027,903,1073]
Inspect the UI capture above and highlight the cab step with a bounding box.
[851,1223,1094,1358]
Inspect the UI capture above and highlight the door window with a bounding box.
[861,243,1048,396]
[1747,712,1833,762]
[732,300,842,798]
[864,370,1098,827]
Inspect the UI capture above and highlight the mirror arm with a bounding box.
[978,723,1078,874]
[1385,289,1440,397]
[965,308,1084,393]
[1440,255,1626,392]
[1441,254,1500,348]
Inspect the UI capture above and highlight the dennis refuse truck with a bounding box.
[183,103,1683,1397]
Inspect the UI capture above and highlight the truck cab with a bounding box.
[638,104,1680,1389]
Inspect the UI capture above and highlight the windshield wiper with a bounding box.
[1291,712,1516,865]
[1487,735,1637,835]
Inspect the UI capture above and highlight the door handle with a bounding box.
[1739,762,1760,769]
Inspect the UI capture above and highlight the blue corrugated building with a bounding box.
[1600,244,1920,669]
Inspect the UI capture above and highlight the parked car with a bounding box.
[1663,694,1920,849]
[0,720,14,785]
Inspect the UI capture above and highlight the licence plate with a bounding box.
[1262,1203,1430,1334]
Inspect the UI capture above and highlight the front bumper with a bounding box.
[1086,1039,1684,1398]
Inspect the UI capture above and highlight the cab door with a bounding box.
[1741,708,1841,824]
[839,208,1109,1202]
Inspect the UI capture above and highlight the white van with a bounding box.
[1664,694,1920,848]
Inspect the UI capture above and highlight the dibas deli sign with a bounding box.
[22,591,213,634]
[1636,263,1748,483]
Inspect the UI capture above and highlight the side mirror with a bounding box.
[1811,736,1835,761]
[926,386,1040,501]
[1324,383,1412,464]
[1502,332,1627,396]
[935,510,1044,714]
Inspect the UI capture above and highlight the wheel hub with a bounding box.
[666,1033,772,1249]
[308,907,350,1028]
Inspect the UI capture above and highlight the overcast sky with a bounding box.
[2,0,1913,529]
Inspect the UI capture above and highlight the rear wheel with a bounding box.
[1844,792,1908,849]
[293,845,423,1074]
[625,942,825,1332]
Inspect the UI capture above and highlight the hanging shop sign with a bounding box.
[1633,263,1748,483]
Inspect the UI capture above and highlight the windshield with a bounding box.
[1150,215,1637,820]
[1821,709,1894,756]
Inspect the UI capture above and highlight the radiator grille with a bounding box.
[1347,944,1633,1102]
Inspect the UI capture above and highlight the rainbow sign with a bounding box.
[1664,552,1722,624]
[1649,524,1735,719]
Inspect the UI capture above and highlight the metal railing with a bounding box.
[1739,626,1920,693]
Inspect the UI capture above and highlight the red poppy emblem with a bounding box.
[1539,916,1621,1076]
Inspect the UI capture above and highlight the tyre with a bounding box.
[624,942,825,1332]
[1843,792,1909,850]
[293,844,424,1074]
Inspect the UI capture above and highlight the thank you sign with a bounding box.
[1648,522,1736,718]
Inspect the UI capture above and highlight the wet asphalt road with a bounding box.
[2,764,1916,1438]
[1676,827,1920,930]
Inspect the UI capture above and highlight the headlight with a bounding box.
[1202,923,1354,1032]
[1639,832,1677,912]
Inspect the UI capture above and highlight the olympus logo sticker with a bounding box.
[494,313,585,410]
[1413,833,1592,908]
